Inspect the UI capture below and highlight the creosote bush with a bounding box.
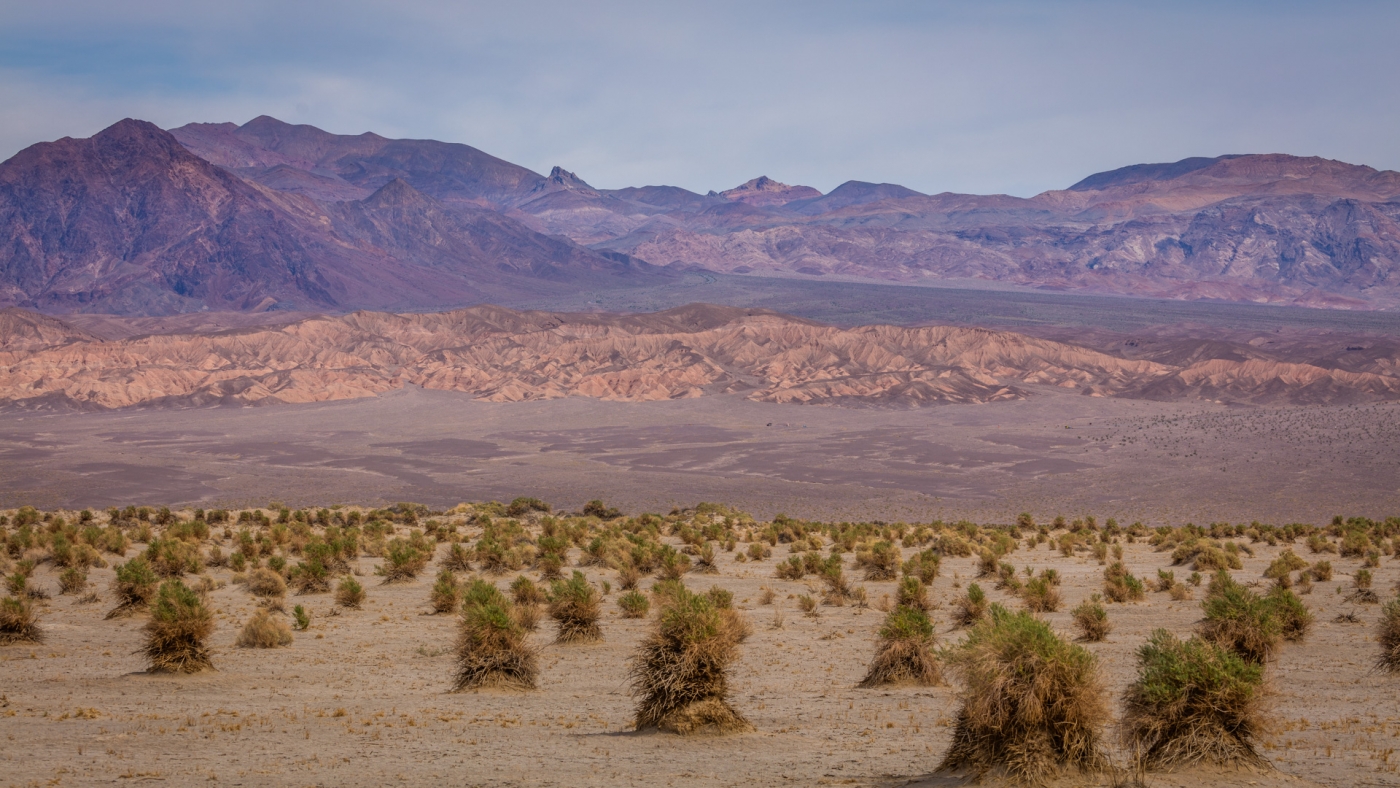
[0,596,42,644]
[547,571,602,644]
[143,579,214,673]
[335,577,365,608]
[1121,629,1266,769]
[236,610,293,648]
[629,586,752,734]
[939,604,1108,784]
[860,605,941,687]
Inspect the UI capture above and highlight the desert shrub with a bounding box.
[293,604,310,630]
[617,563,642,590]
[510,575,544,606]
[246,567,287,598]
[860,605,942,687]
[1072,595,1112,642]
[236,610,293,648]
[860,541,900,581]
[335,577,365,608]
[939,605,1108,783]
[1355,568,1374,589]
[1121,629,1266,769]
[506,496,551,517]
[1309,560,1333,581]
[1264,550,1307,580]
[453,600,538,691]
[896,576,931,612]
[143,579,214,673]
[431,569,461,614]
[1377,598,1400,673]
[1154,570,1176,593]
[954,583,987,627]
[903,549,941,583]
[1022,577,1061,613]
[59,566,88,595]
[1169,583,1194,601]
[1265,586,1313,642]
[377,536,432,583]
[0,596,42,644]
[1103,562,1146,603]
[548,571,602,644]
[775,555,805,580]
[694,542,719,574]
[1199,572,1280,664]
[619,590,650,618]
[798,594,819,618]
[629,586,751,734]
[442,542,473,572]
[145,537,202,577]
[107,557,159,618]
[976,551,998,578]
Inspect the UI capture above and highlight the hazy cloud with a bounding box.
[2,0,1397,196]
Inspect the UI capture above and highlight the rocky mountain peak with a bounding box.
[718,175,822,206]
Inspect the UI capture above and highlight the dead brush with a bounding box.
[629,586,752,734]
[939,604,1109,784]
[106,557,159,618]
[1377,598,1400,673]
[859,605,942,688]
[547,571,602,644]
[246,567,286,599]
[1120,629,1267,770]
[453,589,538,692]
[236,610,293,648]
[0,596,42,644]
[143,579,214,673]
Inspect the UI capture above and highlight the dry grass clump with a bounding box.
[547,571,602,644]
[0,596,43,644]
[336,577,365,608]
[1376,598,1400,673]
[939,604,1108,784]
[1121,629,1267,769]
[1071,595,1111,642]
[1199,571,1281,664]
[629,586,752,734]
[453,579,538,691]
[106,557,159,618]
[859,605,942,688]
[953,583,987,627]
[236,610,293,648]
[143,579,214,673]
[246,567,287,598]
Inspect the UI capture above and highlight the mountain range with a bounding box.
[3,303,1396,410]
[2,115,1399,315]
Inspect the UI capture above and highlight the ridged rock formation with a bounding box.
[2,305,1397,410]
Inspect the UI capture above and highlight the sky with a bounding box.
[1,1,1397,197]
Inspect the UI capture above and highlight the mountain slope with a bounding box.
[0,120,666,315]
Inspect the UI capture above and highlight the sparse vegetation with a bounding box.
[453,580,538,691]
[335,577,365,608]
[547,571,602,644]
[143,579,214,673]
[107,557,159,618]
[1121,629,1266,769]
[953,583,987,627]
[1377,598,1400,673]
[1199,571,1281,664]
[939,604,1108,783]
[629,586,751,734]
[859,605,941,687]
[237,610,293,648]
[1071,595,1112,642]
[0,596,42,644]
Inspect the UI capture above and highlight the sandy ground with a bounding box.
[3,528,1399,787]
[2,387,1399,525]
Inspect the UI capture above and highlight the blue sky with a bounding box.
[2,1,1397,196]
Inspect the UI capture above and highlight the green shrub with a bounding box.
[1022,577,1061,613]
[0,596,42,644]
[293,605,310,631]
[618,590,650,618]
[431,569,460,614]
[1199,572,1280,663]
[1377,598,1400,673]
[896,576,930,612]
[1121,629,1266,768]
[954,583,987,627]
[939,605,1108,783]
[1071,595,1111,642]
[1265,586,1313,642]
[377,536,431,583]
[453,601,538,691]
[107,557,159,618]
[335,577,365,608]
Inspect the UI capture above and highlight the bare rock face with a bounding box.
[2,304,1396,411]
[717,176,823,207]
